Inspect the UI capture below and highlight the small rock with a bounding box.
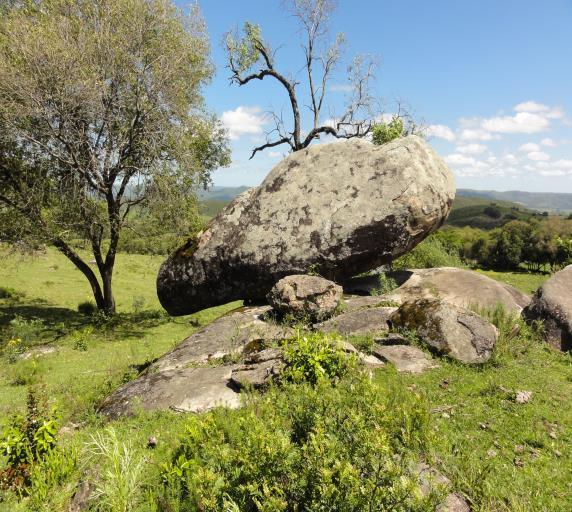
[358,352,385,368]
[69,479,94,512]
[267,275,343,322]
[554,449,562,457]
[315,306,395,335]
[549,431,558,440]
[442,412,451,419]
[437,492,471,512]
[515,391,532,404]
[487,449,497,458]
[513,457,524,468]
[479,423,488,430]
[230,358,284,390]
[371,345,438,374]
[514,444,525,454]
[147,436,157,449]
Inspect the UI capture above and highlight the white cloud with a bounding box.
[459,128,498,141]
[221,106,268,140]
[538,169,566,177]
[456,143,486,155]
[527,151,550,161]
[503,154,519,165]
[444,154,477,166]
[518,142,540,152]
[541,138,556,147]
[554,159,572,169]
[481,112,550,134]
[426,124,455,141]
[514,101,550,113]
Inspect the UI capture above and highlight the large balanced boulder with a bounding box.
[158,136,455,315]
[345,267,530,313]
[267,274,342,321]
[524,265,572,351]
[390,298,498,363]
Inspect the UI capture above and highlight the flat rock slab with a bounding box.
[371,345,438,373]
[524,265,572,351]
[158,136,455,315]
[100,366,241,419]
[314,306,397,335]
[150,306,292,373]
[346,267,530,313]
[343,295,394,312]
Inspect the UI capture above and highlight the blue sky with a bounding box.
[193,0,572,192]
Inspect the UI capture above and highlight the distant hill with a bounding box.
[446,196,541,229]
[197,186,250,201]
[457,189,572,213]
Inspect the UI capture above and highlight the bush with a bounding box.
[282,331,356,385]
[0,387,59,491]
[393,234,464,270]
[370,272,398,296]
[372,116,406,145]
[77,301,97,316]
[158,375,434,511]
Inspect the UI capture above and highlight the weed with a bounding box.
[370,273,398,296]
[86,427,147,512]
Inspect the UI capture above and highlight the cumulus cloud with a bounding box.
[444,153,476,166]
[458,128,498,141]
[527,151,550,161]
[541,137,557,147]
[426,124,455,141]
[481,112,550,134]
[456,143,486,155]
[518,142,540,152]
[221,106,268,140]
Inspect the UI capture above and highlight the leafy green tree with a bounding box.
[0,0,230,313]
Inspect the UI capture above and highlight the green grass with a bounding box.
[477,268,548,295]
[0,246,570,511]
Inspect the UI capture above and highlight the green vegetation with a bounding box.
[1,244,570,510]
[0,0,230,314]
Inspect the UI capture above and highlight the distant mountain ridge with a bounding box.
[200,186,572,213]
[457,189,572,213]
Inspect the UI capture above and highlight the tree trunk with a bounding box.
[101,265,116,314]
[52,237,107,311]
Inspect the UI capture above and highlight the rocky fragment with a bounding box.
[390,298,498,363]
[315,306,396,335]
[158,136,455,315]
[523,265,572,351]
[267,274,342,321]
[371,344,438,373]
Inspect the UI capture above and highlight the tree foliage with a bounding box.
[0,0,230,313]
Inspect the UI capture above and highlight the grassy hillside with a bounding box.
[2,247,572,510]
[446,196,541,229]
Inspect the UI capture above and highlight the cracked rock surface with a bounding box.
[157,136,455,315]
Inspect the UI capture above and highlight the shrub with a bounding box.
[370,272,398,296]
[372,116,406,145]
[7,316,45,346]
[77,301,97,316]
[158,375,434,511]
[393,234,464,270]
[282,331,356,385]
[0,387,59,491]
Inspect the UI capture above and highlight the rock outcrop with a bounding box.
[371,344,438,373]
[524,265,572,351]
[267,274,342,321]
[390,298,498,363]
[158,136,455,315]
[345,267,530,313]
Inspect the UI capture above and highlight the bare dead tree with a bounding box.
[225,0,378,159]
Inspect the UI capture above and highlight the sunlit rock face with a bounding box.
[157,136,455,315]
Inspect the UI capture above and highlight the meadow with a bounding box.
[1,246,571,511]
